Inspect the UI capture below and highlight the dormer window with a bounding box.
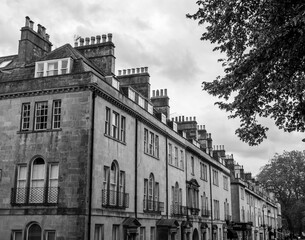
[35,58,72,78]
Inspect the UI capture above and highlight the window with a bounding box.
[45,230,56,240]
[171,182,183,215]
[12,230,22,240]
[112,111,119,139]
[21,103,31,131]
[213,200,220,220]
[144,128,159,158]
[35,58,72,77]
[52,100,61,129]
[102,161,128,208]
[138,95,145,108]
[212,169,219,186]
[120,116,126,142]
[13,159,59,205]
[94,224,104,240]
[150,227,155,240]
[241,206,245,221]
[187,180,199,215]
[105,107,111,135]
[180,150,184,169]
[48,163,59,203]
[34,101,48,130]
[27,223,42,240]
[168,143,172,164]
[191,157,194,175]
[104,107,126,143]
[201,192,209,216]
[140,227,146,240]
[241,187,245,200]
[200,163,207,181]
[174,147,178,167]
[143,173,161,212]
[223,176,229,190]
[112,225,119,240]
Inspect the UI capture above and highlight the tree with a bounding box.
[256,150,305,234]
[187,0,305,145]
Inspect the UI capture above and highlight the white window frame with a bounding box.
[35,58,72,78]
[34,101,48,130]
[52,100,61,129]
[21,103,31,131]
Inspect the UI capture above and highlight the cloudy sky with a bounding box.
[1,0,304,175]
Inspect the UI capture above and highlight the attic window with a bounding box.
[0,60,12,68]
[35,58,72,78]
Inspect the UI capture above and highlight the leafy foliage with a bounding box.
[257,151,305,233]
[187,0,305,145]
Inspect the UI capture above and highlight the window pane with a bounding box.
[46,231,56,240]
[28,224,42,240]
[12,231,22,240]
[21,103,31,130]
[35,102,48,130]
[52,100,61,129]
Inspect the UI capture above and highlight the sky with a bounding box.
[1,0,304,176]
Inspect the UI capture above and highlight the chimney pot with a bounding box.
[172,118,174,121]
[175,117,178,122]
[164,89,167,96]
[152,90,155,97]
[179,116,181,122]
[132,68,135,74]
[123,69,126,75]
[127,69,131,75]
[118,70,122,76]
[85,37,90,45]
[182,116,184,121]
[194,116,196,121]
[102,34,107,43]
[186,117,188,121]
[45,34,50,41]
[74,41,78,47]
[107,33,112,42]
[161,89,164,96]
[80,38,84,46]
[25,16,30,27]
[136,68,140,73]
[41,26,46,38]
[29,20,34,29]
[145,67,148,72]
[141,67,145,73]
[37,24,42,34]
[96,35,101,44]
[91,36,95,44]
[190,117,192,121]
[156,90,159,96]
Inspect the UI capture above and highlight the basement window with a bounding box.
[35,58,72,78]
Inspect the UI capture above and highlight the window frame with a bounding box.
[34,101,48,131]
[35,58,72,78]
[52,100,61,129]
[21,103,31,131]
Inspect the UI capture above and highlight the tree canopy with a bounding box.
[187,0,305,145]
[257,150,305,233]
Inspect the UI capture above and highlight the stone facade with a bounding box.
[0,16,280,240]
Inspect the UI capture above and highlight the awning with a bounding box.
[157,219,179,228]
[227,229,238,239]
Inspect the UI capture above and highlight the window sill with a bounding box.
[168,163,184,171]
[17,128,62,134]
[104,134,126,145]
[200,177,208,182]
[144,151,159,160]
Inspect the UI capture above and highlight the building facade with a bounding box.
[0,17,278,240]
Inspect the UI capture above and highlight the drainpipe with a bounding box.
[88,91,96,240]
[134,118,138,218]
[209,165,214,240]
[166,137,169,218]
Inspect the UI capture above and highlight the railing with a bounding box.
[188,207,200,215]
[171,204,187,216]
[201,209,211,217]
[102,189,129,209]
[143,199,164,213]
[11,187,59,205]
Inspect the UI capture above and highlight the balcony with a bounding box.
[143,199,164,213]
[201,209,211,217]
[11,187,59,205]
[188,206,200,215]
[102,189,129,209]
[171,204,187,217]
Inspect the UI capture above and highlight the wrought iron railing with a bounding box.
[102,189,129,208]
[201,209,211,217]
[11,187,59,205]
[143,199,164,213]
[171,204,187,216]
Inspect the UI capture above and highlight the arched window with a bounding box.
[110,161,118,205]
[143,173,160,212]
[30,158,45,203]
[27,223,42,240]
